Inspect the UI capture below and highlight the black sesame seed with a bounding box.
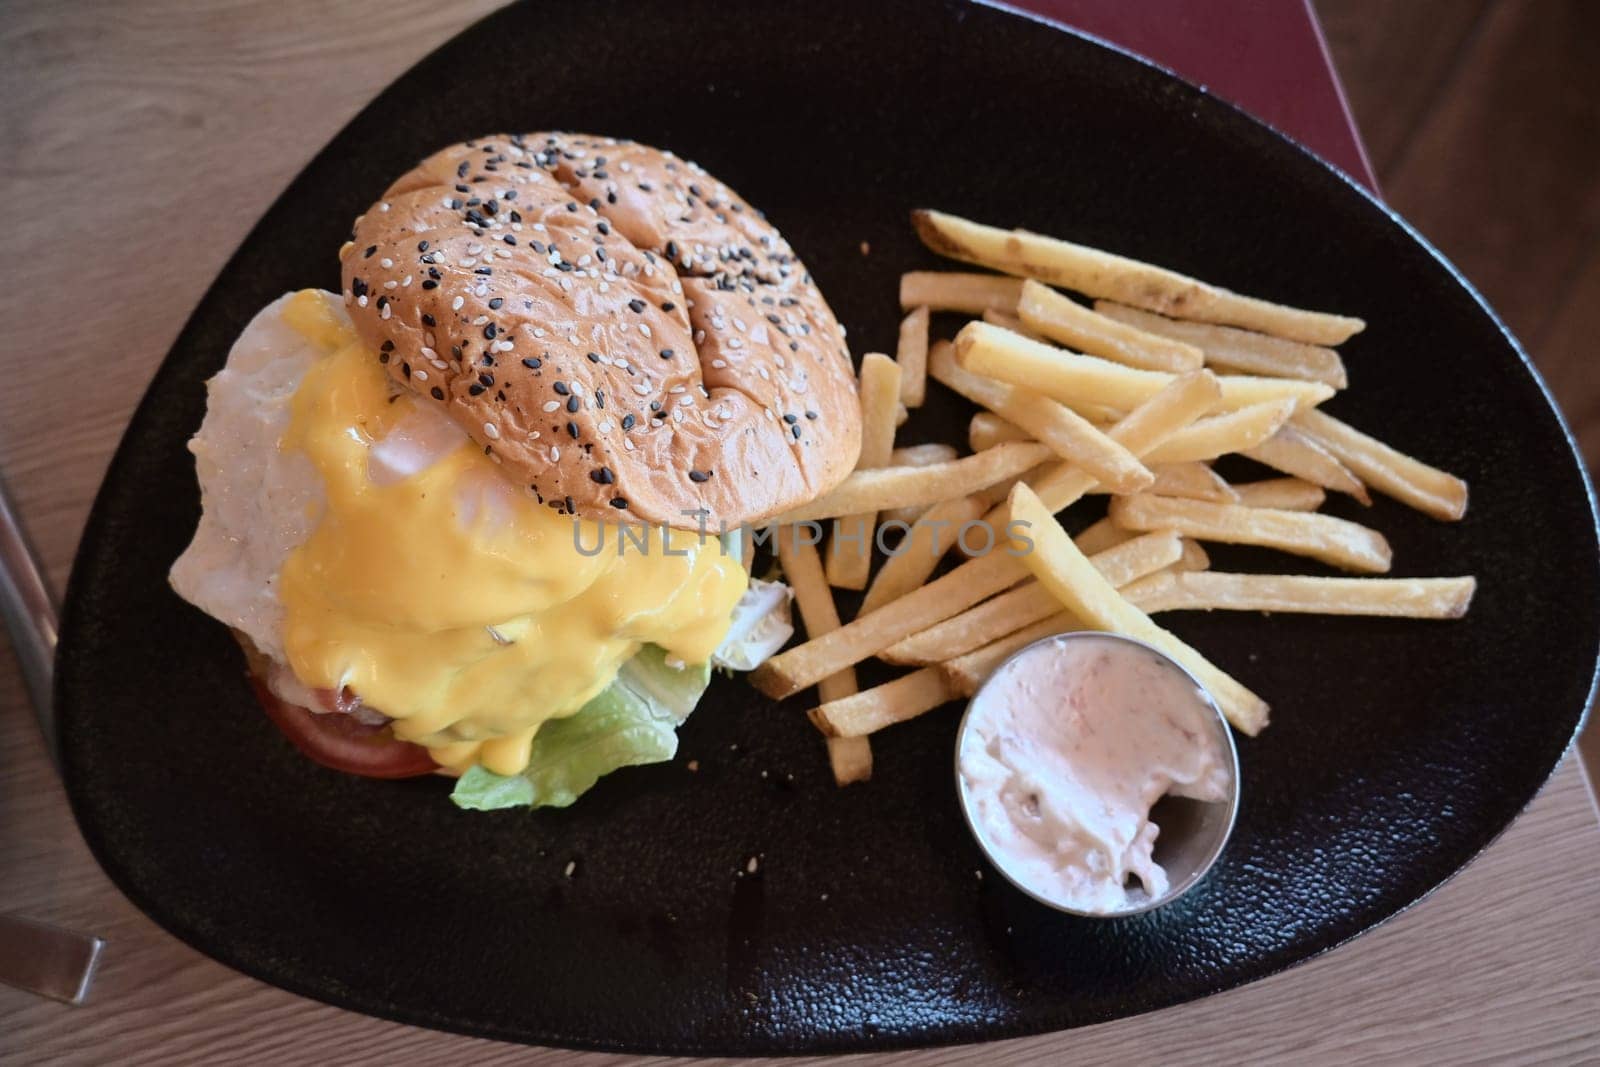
[567,421,580,439]
[421,280,437,290]
[597,221,610,235]
[665,241,679,260]
[649,401,663,412]
[688,469,711,483]
[503,235,516,245]
[628,299,646,314]
[595,247,607,262]
[591,467,615,485]
[782,413,798,424]
[483,323,498,340]
[659,348,675,360]
[449,199,463,210]
[401,363,412,379]
[791,424,802,439]
[621,414,636,430]
[454,183,470,193]
[468,384,485,396]
[566,202,578,212]
[595,390,605,408]
[606,191,617,204]
[418,240,430,252]
[421,313,436,327]
[378,352,390,364]
[566,395,580,413]
[565,495,576,514]
[380,340,395,352]
[350,278,369,298]
[552,381,570,396]
[430,386,444,400]
[487,298,503,310]
[475,267,493,276]
[363,245,377,258]
[556,261,574,272]
[610,497,629,509]
[661,301,676,312]
[478,373,495,387]
[805,410,819,420]
[522,357,542,369]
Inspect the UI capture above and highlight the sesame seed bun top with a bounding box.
[339,133,861,528]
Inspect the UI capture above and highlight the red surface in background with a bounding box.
[1011,0,1379,193]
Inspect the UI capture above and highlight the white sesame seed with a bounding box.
[757,365,770,380]
[564,861,575,878]
[542,401,561,412]
[451,296,465,311]
[383,280,397,290]
[550,446,560,460]
[561,278,572,292]
[728,338,744,350]
[483,422,501,440]
[357,295,369,308]
[430,360,446,371]
[533,328,546,338]
[414,369,428,382]
[632,383,651,396]
[570,381,585,397]
[475,284,489,296]
[460,257,478,268]
[379,257,394,269]
[493,340,514,352]
[623,437,636,451]
[379,202,391,212]
[380,303,392,320]
[676,395,693,407]
[711,359,727,369]
[402,275,413,287]
[672,409,685,423]
[598,419,614,433]
[468,242,483,254]
[746,856,759,874]
[640,324,652,339]
[472,315,489,326]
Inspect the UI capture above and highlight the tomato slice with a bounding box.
[248,675,438,779]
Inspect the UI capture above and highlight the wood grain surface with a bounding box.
[1,1,1597,1062]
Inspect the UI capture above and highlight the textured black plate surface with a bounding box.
[57,0,1600,1054]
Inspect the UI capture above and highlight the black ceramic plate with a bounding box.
[57,0,1599,1054]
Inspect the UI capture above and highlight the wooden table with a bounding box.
[2,1,1597,1061]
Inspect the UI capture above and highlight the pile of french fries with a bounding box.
[751,209,1475,786]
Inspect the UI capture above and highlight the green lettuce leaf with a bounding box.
[450,646,711,811]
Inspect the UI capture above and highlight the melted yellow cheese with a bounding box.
[275,290,746,775]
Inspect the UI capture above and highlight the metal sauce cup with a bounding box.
[954,631,1241,917]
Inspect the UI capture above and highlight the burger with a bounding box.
[169,134,861,808]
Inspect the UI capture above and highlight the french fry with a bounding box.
[776,528,871,784]
[969,411,1032,452]
[881,444,962,528]
[912,209,1364,345]
[1020,280,1203,372]
[860,495,987,615]
[978,368,1224,528]
[1141,399,1298,463]
[750,550,1028,700]
[954,321,1334,416]
[1093,301,1348,388]
[808,667,959,738]
[826,353,902,590]
[774,442,1052,525]
[899,270,1023,315]
[1242,425,1370,504]
[930,339,1153,494]
[1177,538,1211,571]
[1122,571,1477,619]
[1109,493,1392,573]
[1072,515,1133,555]
[1146,462,1242,504]
[896,305,931,407]
[942,613,1083,697]
[981,308,1046,342]
[826,737,874,786]
[1293,408,1469,521]
[1231,478,1326,511]
[882,530,1182,664]
[890,443,959,468]
[1008,482,1270,733]
[757,375,1226,700]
